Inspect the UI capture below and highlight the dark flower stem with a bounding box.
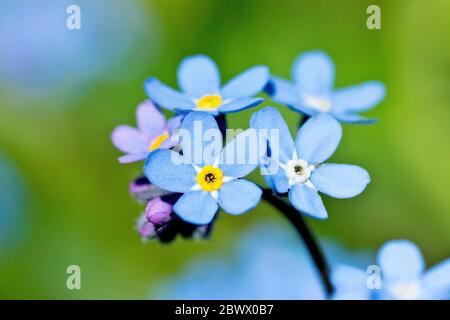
[261,188,334,296]
[219,113,333,295]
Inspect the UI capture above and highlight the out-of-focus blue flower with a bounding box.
[0,0,155,101]
[267,51,386,123]
[0,152,27,254]
[144,112,263,225]
[145,55,269,115]
[251,107,370,219]
[155,223,371,299]
[333,240,450,300]
[111,100,182,163]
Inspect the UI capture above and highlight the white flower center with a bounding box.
[284,159,312,185]
[304,95,331,112]
[389,280,422,300]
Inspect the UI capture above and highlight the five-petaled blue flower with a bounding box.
[251,107,370,219]
[145,54,269,115]
[267,51,386,123]
[332,240,450,300]
[144,112,263,224]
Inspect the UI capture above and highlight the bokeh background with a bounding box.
[0,0,449,299]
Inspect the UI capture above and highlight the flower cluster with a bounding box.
[112,52,450,300]
[112,51,384,239]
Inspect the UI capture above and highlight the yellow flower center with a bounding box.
[149,132,169,151]
[196,165,223,192]
[197,94,222,110]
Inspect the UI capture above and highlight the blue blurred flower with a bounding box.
[0,0,155,101]
[155,223,371,299]
[333,240,450,300]
[251,107,370,219]
[144,112,263,224]
[145,55,269,115]
[267,51,386,123]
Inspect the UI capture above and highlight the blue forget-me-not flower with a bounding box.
[156,223,372,299]
[145,55,269,115]
[332,240,450,300]
[267,51,386,123]
[144,112,264,225]
[251,107,370,219]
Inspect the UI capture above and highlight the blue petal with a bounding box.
[377,240,425,281]
[268,167,290,193]
[423,258,450,299]
[288,183,327,219]
[292,51,335,97]
[221,66,269,99]
[295,114,342,164]
[144,149,196,193]
[332,113,378,124]
[219,129,266,178]
[179,112,222,166]
[177,55,220,98]
[310,164,370,199]
[219,97,264,114]
[218,179,262,215]
[174,190,218,224]
[331,265,371,300]
[260,160,289,193]
[267,76,299,106]
[250,107,295,163]
[144,77,195,111]
[332,81,386,113]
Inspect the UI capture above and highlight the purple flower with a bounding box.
[111,100,182,163]
[145,197,173,225]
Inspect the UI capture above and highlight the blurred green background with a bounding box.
[0,0,449,299]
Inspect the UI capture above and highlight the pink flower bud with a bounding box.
[145,197,173,225]
[137,213,156,239]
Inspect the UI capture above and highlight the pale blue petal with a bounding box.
[311,164,370,199]
[295,114,342,164]
[332,265,371,300]
[262,158,289,193]
[292,51,334,97]
[167,115,183,134]
[250,107,295,163]
[174,190,218,224]
[377,240,425,281]
[332,113,377,124]
[179,112,222,166]
[144,149,196,193]
[332,81,386,113]
[219,129,266,178]
[144,77,195,111]
[423,258,450,299]
[288,183,327,219]
[177,55,220,98]
[271,169,290,194]
[267,76,299,106]
[221,66,269,99]
[219,97,263,114]
[218,180,262,215]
